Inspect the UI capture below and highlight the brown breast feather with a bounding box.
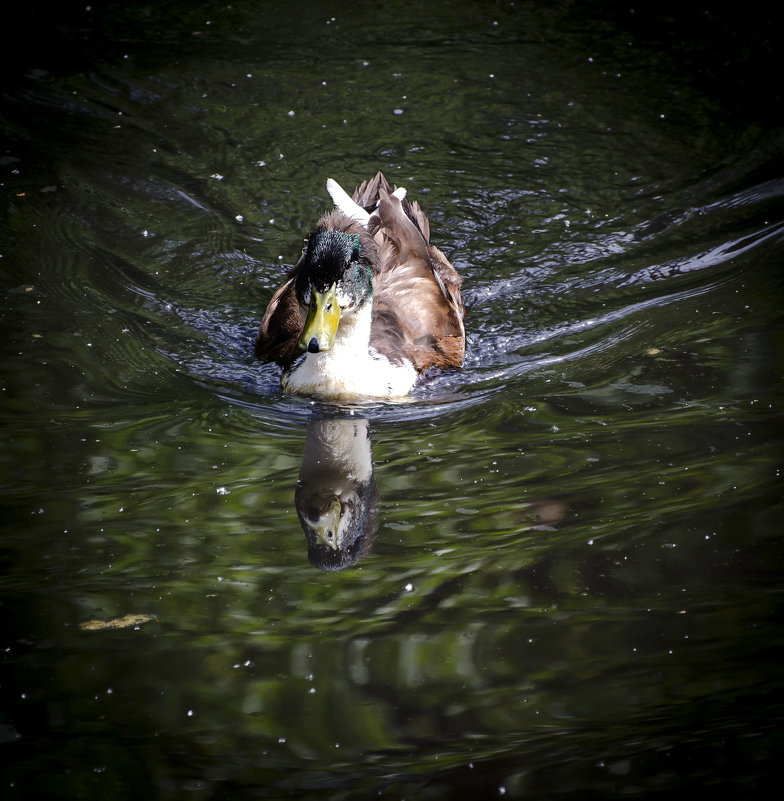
[254,273,302,367]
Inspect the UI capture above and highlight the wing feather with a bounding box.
[369,184,465,370]
[254,274,302,367]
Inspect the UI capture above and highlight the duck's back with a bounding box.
[357,174,465,372]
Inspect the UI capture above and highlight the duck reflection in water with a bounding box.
[295,415,379,570]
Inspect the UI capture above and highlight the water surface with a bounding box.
[1,1,783,798]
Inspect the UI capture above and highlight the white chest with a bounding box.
[282,347,417,399]
[280,302,418,399]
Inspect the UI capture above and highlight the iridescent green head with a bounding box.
[295,229,373,353]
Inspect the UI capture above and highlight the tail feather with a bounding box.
[326,178,371,227]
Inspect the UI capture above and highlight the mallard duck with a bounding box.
[254,172,465,398]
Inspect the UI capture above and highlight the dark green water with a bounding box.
[2,1,783,798]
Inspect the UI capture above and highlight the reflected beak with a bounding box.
[299,284,340,353]
[312,498,342,550]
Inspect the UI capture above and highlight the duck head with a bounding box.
[295,225,375,353]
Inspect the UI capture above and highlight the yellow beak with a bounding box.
[312,498,342,550]
[299,285,340,353]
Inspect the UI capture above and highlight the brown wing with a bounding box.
[254,273,302,367]
[369,185,465,372]
[352,172,388,211]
